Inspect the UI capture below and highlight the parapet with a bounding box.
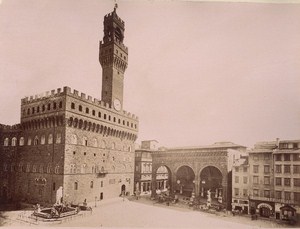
[21,86,138,120]
[104,11,125,26]
[21,87,65,105]
[0,123,21,130]
[100,39,128,52]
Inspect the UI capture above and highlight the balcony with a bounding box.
[97,170,108,178]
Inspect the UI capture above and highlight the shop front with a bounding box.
[275,203,297,222]
[249,199,275,218]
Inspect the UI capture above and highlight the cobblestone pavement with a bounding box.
[0,196,297,228]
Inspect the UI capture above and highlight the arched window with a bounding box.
[19,137,24,146]
[4,138,9,146]
[54,165,59,174]
[41,135,46,145]
[112,142,116,150]
[92,110,95,116]
[11,137,17,146]
[71,103,75,109]
[47,103,51,110]
[42,105,45,112]
[39,164,44,173]
[104,114,107,120]
[56,132,61,144]
[101,140,106,149]
[27,137,32,145]
[48,134,53,144]
[70,134,77,144]
[93,138,98,147]
[81,164,87,173]
[82,136,88,146]
[74,182,78,190]
[86,108,89,114]
[90,181,94,188]
[34,136,39,145]
[53,102,57,109]
[98,112,101,118]
[47,164,52,173]
[59,101,63,108]
[70,164,76,174]
[26,163,30,172]
[79,105,82,112]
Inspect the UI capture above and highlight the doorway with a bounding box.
[121,185,126,195]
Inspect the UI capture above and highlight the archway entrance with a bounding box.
[200,166,223,201]
[155,166,171,192]
[176,166,195,197]
[121,185,126,196]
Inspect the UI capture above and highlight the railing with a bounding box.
[97,171,108,178]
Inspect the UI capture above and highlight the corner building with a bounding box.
[0,7,138,205]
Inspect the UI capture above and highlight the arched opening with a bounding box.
[121,184,126,196]
[199,166,223,202]
[115,27,123,42]
[155,165,171,192]
[175,166,195,197]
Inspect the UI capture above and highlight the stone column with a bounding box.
[151,169,157,198]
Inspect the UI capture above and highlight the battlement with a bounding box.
[21,86,138,121]
[100,39,128,52]
[104,11,124,26]
[0,123,21,130]
[21,88,64,105]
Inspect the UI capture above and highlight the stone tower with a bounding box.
[99,6,128,112]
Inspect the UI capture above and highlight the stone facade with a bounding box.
[232,155,249,214]
[231,139,300,223]
[151,142,247,209]
[134,140,168,196]
[0,7,138,205]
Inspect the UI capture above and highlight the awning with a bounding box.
[257,203,273,210]
[280,205,296,212]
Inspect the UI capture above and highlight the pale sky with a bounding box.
[0,0,299,148]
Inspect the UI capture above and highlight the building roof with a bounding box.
[165,142,246,151]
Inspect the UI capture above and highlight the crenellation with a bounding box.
[20,86,139,120]
[94,98,99,104]
[0,123,21,130]
[1,6,138,207]
[63,86,71,93]
[73,89,79,96]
